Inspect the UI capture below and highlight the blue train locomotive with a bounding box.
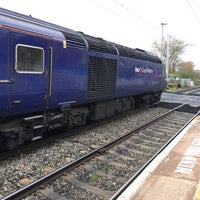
[0,8,166,149]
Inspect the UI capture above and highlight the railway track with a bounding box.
[174,86,200,95]
[1,101,199,200]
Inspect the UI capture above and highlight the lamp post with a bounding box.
[160,23,167,59]
[166,35,171,82]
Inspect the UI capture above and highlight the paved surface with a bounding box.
[117,115,200,200]
[161,92,200,107]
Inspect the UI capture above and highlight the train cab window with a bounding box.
[16,44,44,73]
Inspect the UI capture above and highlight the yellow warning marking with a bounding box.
[194,183,200,200]
[195,116,200,121]
[63,40,67,48]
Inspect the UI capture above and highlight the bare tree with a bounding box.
[152,37,186,74]
[178,61,194,73]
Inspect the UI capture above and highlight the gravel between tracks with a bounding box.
[0,107,173,198]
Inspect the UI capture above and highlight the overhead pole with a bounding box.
[160,23,167,59]
[166,35,171,82]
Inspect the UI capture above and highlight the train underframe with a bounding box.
[0,91,161,150]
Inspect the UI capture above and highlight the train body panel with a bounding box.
[86,52,165,102]
[49,44,88,108]
[116,57,164,97]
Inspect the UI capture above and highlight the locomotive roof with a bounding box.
[0,7,76,41]
[79,33,161,63]
[0,7,161,64]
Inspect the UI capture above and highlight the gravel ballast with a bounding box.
[0,107,174,198]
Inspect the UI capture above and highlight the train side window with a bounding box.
[15,44,44,74]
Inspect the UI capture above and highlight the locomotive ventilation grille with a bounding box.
[83,34,118,55]
[88,56,117,97]
[87,40,117,55]
[64,33,86,49]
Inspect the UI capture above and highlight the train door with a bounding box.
[9,32,49,115]
[0,28,9,117]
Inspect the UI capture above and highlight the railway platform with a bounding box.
[117,114,200,200]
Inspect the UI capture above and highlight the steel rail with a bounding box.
[109,109,200,200]
[174,86,200,95]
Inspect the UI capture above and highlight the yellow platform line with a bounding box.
[195,116,200,121]
[194,184,200,200]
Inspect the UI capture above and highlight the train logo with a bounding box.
[135,66,153,74]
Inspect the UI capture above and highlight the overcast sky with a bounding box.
[1,0,200,69]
